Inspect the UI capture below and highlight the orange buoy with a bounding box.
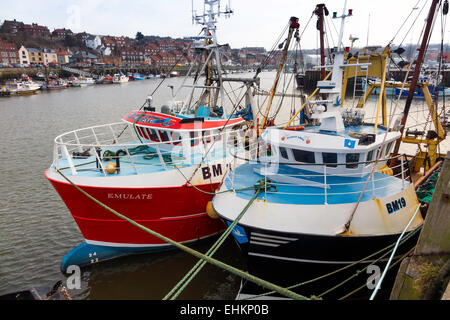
[105,162,117,174]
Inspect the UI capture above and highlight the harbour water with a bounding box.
[0,72,448,299]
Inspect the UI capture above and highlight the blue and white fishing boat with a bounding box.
[394,72,450,99]
[395,84,450,99]
[211,2,424,300]
[363,78,400,96]
[132,73,146,80]
[78,76,95,87]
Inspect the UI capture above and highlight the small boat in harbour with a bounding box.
[78,76,95,87]
[113,73,129,83]
[46,79,68,90]
[103,75,114,84]
[67,77,81,87]
[0,85,12,96]
[95,76,105,84]
[35,72,46,81]
[21,73,32,81]
[49,72,58,80]
[132,73,145,80]
[6,79,41,95]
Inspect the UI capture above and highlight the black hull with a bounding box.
[225,221,420,300]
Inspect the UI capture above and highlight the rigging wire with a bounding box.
[255,22,290,73]
[327,13,340,49]
[324,13,336,49]
[398,0,428,48]
[389,0,424,44]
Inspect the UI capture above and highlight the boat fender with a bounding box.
[377,165,393,176]
[206,201,219,219]
[105,162,117,174]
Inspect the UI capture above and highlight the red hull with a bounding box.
[46,172,224,246]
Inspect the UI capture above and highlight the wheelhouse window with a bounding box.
[346,153,360,169]
[146,128,160,142]
[136,126,149,140]
[158,130,170,143]
[376,146,384,160]
[279,147,289,160]
[322,152,337,167]
[385,142,393,157]
[366,150,374,165]
[171,131,182,145]
[292,149,315,164]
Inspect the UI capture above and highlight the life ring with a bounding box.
[286,126,305,131]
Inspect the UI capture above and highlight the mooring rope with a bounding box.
[317,224,421,298]
[339,246,415,300]
[164,179,276,300]
[369,203,422,300]
[55,168,310,300]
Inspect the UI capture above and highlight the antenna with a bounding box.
[191,0,195,24]
[191,0,233,28]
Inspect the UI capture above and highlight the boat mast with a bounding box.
[331,0,348,91]
[392,0,440,156]
[309,0,351,133]
[192,0,232,116]
[260,16,300,129]
[315,4,328,80]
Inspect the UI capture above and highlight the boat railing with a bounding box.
[229,139,412,203]
[53,122,251,176]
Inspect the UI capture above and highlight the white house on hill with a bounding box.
[18,45,30,65]
[85,35,102,50]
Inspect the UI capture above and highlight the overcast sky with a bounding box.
[1,0,448,49]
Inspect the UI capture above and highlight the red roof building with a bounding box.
[114,37,126,47]
[74,32,90,42]
[56,49,72,64]
[159,52,176,67]
[22,23,50,37]
[120,47,145,65]
[103,38,116,50]
[144,43,160,56]
[0,41,18,65]
[52,28,73,39]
